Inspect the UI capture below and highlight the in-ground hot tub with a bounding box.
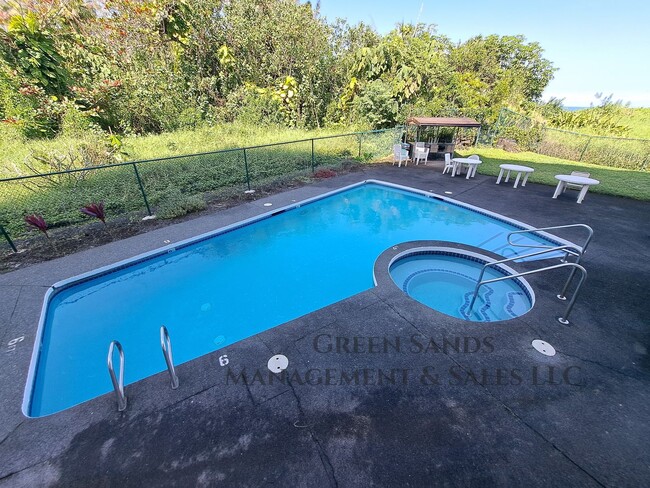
[385,246,535,322]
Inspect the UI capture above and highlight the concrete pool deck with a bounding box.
[1,163,649,486]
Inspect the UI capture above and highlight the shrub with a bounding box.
[24,214,48,237]
[353,80,399,129]
[498,125,543,151]
[80,202,106,224]
[223,85,284,126]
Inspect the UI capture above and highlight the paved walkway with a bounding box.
[1,163,649,487]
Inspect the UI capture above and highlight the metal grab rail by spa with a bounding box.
[107,340,127,412]
[160,325,179,389]
[507,224,593,300]
[507,224,594,255]
[467,245,588,325]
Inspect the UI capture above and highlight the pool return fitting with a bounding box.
[107,326,180,412]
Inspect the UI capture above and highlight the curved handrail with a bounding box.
[468,262,587,325]
[469,244,584,314]
[107,340,127,412]
[160,326,179,389]
[507,224,594,254]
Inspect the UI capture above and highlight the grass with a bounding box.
[625,108,650,139]
[0,123,371,178]
[457,147,650,201]
[0,125,399,239]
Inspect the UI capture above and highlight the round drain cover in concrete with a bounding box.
[268,354,289,373]
[263,202,273,207]
[532,340,556,356]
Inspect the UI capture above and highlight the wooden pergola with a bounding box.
[405,116,482,159]
[406,116,481,129]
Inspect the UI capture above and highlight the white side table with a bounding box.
[553,175,600,203]
[451,158,482,179]
[496,164,534,188]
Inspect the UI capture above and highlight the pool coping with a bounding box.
[22,179,577,418]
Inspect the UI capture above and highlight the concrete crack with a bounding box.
[0,419,26,448]
[285,377,338,488]
[0,457,50,484]
[559,350,648,382]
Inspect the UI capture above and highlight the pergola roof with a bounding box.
[406,117,481,128]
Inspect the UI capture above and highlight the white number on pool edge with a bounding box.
[6,336,24,354]
[219,355,229,366]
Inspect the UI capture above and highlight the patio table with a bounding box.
[451,157,482,179]
[496,164,534,188]
[552,174,600,203]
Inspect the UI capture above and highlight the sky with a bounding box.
[318,0,650,107]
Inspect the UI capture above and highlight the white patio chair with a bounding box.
[414,145,430,165]
[442,153,454,174]
[393,144,410,167]
[564,171,591,191]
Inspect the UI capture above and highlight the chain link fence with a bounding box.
[0,128,403,252]
[489,108,650,171]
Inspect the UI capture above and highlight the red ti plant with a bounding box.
[80,202,106,224]
[25,214,49,237]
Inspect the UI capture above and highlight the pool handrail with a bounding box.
[467,244,587,324]
[507,224,594,254]
[160,326,179,390]
[107,340,127,412]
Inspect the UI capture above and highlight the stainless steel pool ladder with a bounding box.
[160,325,179,389]
[467,245,587,325]
[107,341,127,412]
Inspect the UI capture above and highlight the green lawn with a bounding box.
[457,147,650,201]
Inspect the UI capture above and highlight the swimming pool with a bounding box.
[24,181,567,417]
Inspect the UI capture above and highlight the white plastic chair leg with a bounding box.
[577,185,589,203]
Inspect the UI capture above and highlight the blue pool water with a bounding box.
[27,182,560,416]
[390,254,533,322]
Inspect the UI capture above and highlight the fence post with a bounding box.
[132,163,152,216]
[578,137,592,162]
[0,223,17,253]
[487,108,505,143]
[358,133,363,158]
[311,139,315,172]
[243,148,251,190]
